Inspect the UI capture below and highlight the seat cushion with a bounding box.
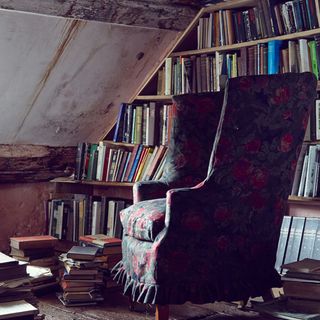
[120,198,166,241]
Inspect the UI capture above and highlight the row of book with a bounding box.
[275,216,320,275]
[48,196,129,242]
[291,140,320,198]
[197,0,319,49]
[112,102,174,146]
[158,37,320,95]
[75,141,168,183]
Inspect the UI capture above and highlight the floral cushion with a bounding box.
[120,198,166,241]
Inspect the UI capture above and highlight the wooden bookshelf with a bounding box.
[135,95,173,102]
[288,195,320,218]
[50,177,134,200]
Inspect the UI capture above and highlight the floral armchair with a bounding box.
[114,73,317,320]
[133,91,224,203]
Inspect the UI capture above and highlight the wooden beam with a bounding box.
[0,0,201,31]
[0,144,76,183]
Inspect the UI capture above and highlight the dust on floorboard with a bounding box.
[37,290,271,320]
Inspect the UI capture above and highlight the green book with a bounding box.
[309,40,319,80]
[86,144,98,180]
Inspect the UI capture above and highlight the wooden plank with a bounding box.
[0,144,76,182]
[135,95,173,102]
[171,27,320,57]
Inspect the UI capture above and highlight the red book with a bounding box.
[79,234,121,248]
[10,235,58,250]
[123,144,140,182]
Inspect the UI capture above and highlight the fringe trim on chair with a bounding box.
[112,260,281,305]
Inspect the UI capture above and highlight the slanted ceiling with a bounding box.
[0,9,181,146]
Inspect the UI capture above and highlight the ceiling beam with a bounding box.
[0,0,202,31]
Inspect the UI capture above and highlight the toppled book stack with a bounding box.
[58,246,104,306]
[0,252,44,319]
[79,234,122,291]
[10,235,59,277]
[280,258,320,314]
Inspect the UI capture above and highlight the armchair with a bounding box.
[114,73,317,320]
[133,91,224,203]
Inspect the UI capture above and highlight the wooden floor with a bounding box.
[37,290,271,320]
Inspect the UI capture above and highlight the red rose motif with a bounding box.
[271,87,290,105]
[244,192,266,209]
[280,133,293,152]
[245,139,261,153]
[251,168,269,189]
[213,207,232,222]
[217,235,229,251]
[182,211,204,231]
[282,110,292,120]
[232,159,253,182]
[291,159,297,171]
[132,255,140,276]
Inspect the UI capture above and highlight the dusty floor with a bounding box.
[37,289,270,320]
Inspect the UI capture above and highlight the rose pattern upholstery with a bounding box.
[114,73,317,305]
[133,92,224,203]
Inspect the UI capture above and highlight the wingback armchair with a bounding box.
[133,91,224,203]
[113,73,317,320]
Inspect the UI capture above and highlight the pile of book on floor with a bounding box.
[10,235,59,279]
[58,245,104,306]
[281,258,320,314]
[0,252,44,319]
[79,234,122,291]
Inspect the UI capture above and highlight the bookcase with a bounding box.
[50,0,320,243]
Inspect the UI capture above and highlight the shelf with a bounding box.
[288,196,320,217]
[50,177,134,200]
[288,195,320,203]
[135,95,173,102]
[171,27,320,57]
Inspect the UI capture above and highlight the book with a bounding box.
[299,217,320,260]
[283,216,306,265]
[0,252,19,267]
[113,103,127,142]
[268,39,282,74]
[66,246,99,261]
[10,235,58,250]
[79,234,121,248]
[275,216,292,274]
[0,300,38,319]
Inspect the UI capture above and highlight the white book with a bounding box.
[91,200,102,235]
[304,145,318,197]
[298,39,311,72]
[164,57,172,95]
[291,143,308,196]
[298,153,309,196]
[146,102,156,146]
[288,40,298,72]
[0,300,37,319]
[96,141,107,181]
[316,100,320,140]
[106,200,116,237]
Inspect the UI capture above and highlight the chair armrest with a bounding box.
[133,180,170,203]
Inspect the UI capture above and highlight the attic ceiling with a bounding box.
[0,8,182,146]
[0,0,202,31]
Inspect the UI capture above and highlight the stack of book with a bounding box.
[9,235,59,277]
[79,234,122,291]
[281,258,320,314]
[58,245,104,306]
[0,252,43,319]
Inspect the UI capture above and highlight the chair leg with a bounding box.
[156,305,169,320]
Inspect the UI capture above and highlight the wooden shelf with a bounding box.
[288,195,320,203]
[50,177,134,200]
[171,28,320,57]
[288,195,320,217]
[135,95,173,102]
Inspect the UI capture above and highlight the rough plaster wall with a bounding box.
[0,182,50,252]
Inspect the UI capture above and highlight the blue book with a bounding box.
[268,40,282,74]
[128,145,144,182]
[113,103,127,142]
